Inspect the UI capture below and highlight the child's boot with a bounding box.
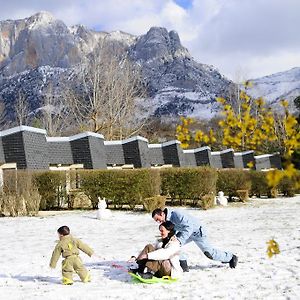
[62,277,73,285]
[83,273,91,283]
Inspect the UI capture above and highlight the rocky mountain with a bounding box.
[0,11,233,121]
[248,67,300,111]
[129,27,232,118]
[0,12,298,124]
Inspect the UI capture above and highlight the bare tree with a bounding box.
[14,92,30,126]
[0,98,10,130]
[66,44,147,139]
[226,68,256,115]
[39,82,72,136]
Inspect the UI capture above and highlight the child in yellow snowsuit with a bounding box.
[50,225,94,285]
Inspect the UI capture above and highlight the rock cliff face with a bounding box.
[0,12,232,120]
[129,27,231,117]
[0,12,80,75]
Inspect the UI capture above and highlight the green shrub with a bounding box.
[80,169,160,209]
[278,176,296,197]
[34,171,67,210]
[249,171,299,198]
[161,167,217,207]
[0,170,41,216]
[249,171,272,197]
[217,169,251,201]
[143,196,166,212]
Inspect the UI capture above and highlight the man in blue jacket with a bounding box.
[152,208,238,272]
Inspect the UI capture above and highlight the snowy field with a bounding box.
[0,196,299,300]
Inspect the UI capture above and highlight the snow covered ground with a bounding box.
[0,196,299,300]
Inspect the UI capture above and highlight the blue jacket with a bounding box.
[166,208,203,245]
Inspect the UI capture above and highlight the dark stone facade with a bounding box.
[211,149,235,168]
[70,133,106,169]
[0,137,5,163]
[234,151,255,169]
[255,153,282,171]
[86,135,107,169]
[162,141,185,167]
[1,126,48,169]
[220,149,235,168]
[148,145,164,166]
[23,130,49,169]
[269,153,282,170]
[181,147,213,167]
[183,150,196,167]
[194,147,212,166]
[122,137,150,168]
[2,131,27,169]
[211,152,222,169]
[104,142,125,166]
[47,139,73,165]
[0,126,282,170]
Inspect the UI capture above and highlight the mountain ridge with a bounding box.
[248,67,300,109]
[0,11,299,123]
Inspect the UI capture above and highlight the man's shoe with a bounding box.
[229,255,238,268]
[179,260,189,272]
[137,272,153,279]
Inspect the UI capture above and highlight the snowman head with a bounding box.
[98,197,107,209]
[218,191,224,197]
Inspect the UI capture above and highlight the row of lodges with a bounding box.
[0,126,282,171]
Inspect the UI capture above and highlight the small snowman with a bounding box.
[96,197,112,219]
[216,191,228,206]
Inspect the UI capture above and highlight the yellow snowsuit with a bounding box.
[49,235,94,285]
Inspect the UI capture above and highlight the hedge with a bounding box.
[161,167,217,209]
[1,167,298,217]
[278,172,300,197]
[34,171,67,210]
[79,169,161,209]
[217,169,252,201]
[0,170,41,216]
[249,171,272,197]
[249,170,300,198]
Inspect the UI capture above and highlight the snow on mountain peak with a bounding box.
[247,67,300,108]
[27,11,56,29]
[1,12,299,121]
[106,30,136,45]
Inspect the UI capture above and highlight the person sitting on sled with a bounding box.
[152,208,238,272]
[130,221,183,280]
[49,225,94,285]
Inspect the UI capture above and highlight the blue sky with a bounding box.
[174,0,193,9]
[0,0,299,80]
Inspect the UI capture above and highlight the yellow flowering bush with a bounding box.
[176,83,300,192]
[176,117,216,149]
[267,100,300,189]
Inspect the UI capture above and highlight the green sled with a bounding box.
[129,272,178,284]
